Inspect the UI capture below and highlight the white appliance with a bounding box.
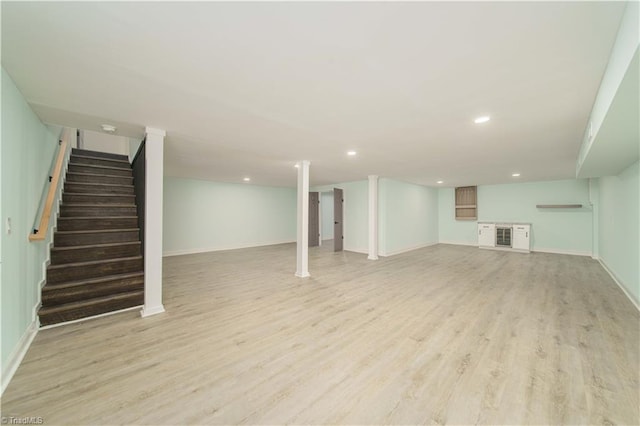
[495,224,513,248]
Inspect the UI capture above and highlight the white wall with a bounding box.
[129,138,142,162]
[597,161,639,306]
[82,130,128,156]
[320,191,334,240]
[439,179,593,255]
[163,176,297,256]
[379,179,439,256]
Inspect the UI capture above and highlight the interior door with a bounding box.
[333,188,344,252]
[308,192,320,247]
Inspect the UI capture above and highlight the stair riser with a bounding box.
[57,217,139,231]
[71,156,131,168]
[42,278,144,306]
[47,258,143,284]
[39,293,144,326]
[72,149,129,162]
[54,230,139,246]
[51,244,141,264]
[64,183,134,195]
[60,206,137,217]
[66,174,133,185]
[68,164,132,177]
[63,193,135,204]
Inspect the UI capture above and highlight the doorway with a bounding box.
[311,189,344,252]
[309,192,320,247]
[333,188,343,252]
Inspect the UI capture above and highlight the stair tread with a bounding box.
[58,216,138,220]
[38,290,144,314]
[72,149,128,159]
[65,182,134,188]
[47,255,142,270]
[51,241,141,251]
[67,172,133,179]
[64,193,135,197]
[55,228,139,234]
[71,154,130,164]
[43,272,144,290]
[69,162,131,172]
[62,203,136,207]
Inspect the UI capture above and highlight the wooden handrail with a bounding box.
[29,129,71,242]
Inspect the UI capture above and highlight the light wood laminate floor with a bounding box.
[2,244,639,425]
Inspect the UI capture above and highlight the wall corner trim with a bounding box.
[1,320,38,395]
[598,259,640,312]
[144,127,166,137]
[141,305,166,318]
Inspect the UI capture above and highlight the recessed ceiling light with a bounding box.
[347,150,357,156]
[243,177,251,182]
[101,124,116,133]
[512,173,521,177]
[437,180,443,184]
[294,164,300,168]
[474,116,491,124]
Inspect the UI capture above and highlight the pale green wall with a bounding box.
[1,69,59,373]
[379,179,438,255]
[438,188,478,245]
[598,161,639,305]
[312,181,368,253]
[577,2,639,170]
[163,177,297,255]
[439,179,593,255]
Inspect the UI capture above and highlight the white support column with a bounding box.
[141,127,166,317]
[368,175,379,260]
[296,160,311,278]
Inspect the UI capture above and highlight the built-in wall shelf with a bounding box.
[536,204,583,209]
[455,186,477,220]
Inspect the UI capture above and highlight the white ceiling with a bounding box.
[1,2,627,188]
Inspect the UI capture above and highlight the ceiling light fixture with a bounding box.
[437,180,443,184]
[512,173,521,177]
[243,177,251,182]
[347,150,357,156]
[101,124,117,133]
[474,116,491,124]
[294,164,300,168]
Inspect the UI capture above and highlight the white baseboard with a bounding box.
[163,240,296,257]
[40,305,143,330]
[1,320,38,395]
[438,241,592,257]
[598,259,640,311]
[379,241,438,257]
[140,305,165,318]
[438,240,478,247]
[532,248,592,257]
[344,248,368,255]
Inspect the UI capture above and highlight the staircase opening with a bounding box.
[39,145,145,326]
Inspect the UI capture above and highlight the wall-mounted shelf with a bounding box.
[536,204,583,209]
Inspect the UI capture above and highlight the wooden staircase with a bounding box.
[38,148,144,326]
